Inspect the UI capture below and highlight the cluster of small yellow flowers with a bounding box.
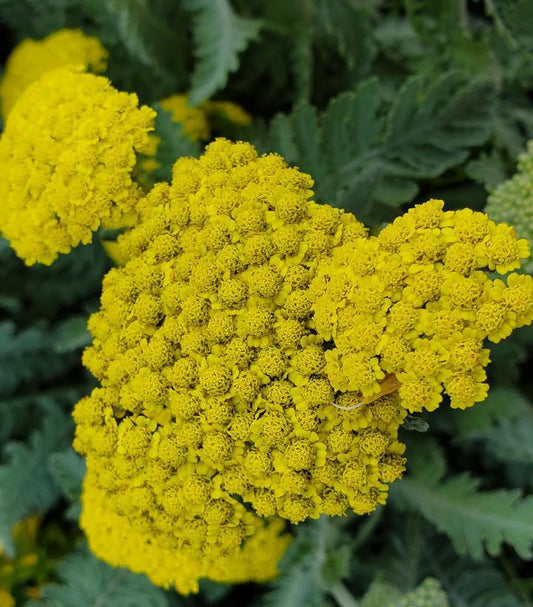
[156,95,251,143]
[486,140,533,273]
[0,67,155,266]
[159,94,211,141]
[312,199,532,412]
[0,29,107,118]
[74,140,409,591]
[80,471,290,594]
[74,140,532,592]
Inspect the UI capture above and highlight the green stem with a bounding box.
[330,582,360,607]
[500,555,533,604]
[459,0,470,36]
[352,506,384,552]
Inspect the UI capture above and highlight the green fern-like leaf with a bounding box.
[313,0,376,72]
[73,0,190,98]
[425,541,529,607]
[0,0,74,38]
[184,0,262,105]
[254,72,494,222]
[486,0,533,51]
[449,387,530,441]
[484,416,533,465]
[260,517,349,607]
[0,404,72,554]
[54,316,92,354]
[444,388,533,465]
[0,385,88,445]
[25,546,169,607]
[0,238,109,320]
[0,322,75,397]
[391,473,533,560]
[48,447,86,520]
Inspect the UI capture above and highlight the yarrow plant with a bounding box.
[2,4,533,606]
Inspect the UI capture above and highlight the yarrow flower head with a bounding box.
[0,66,155,265]
[0,28,107,118]
[74,140,532,592]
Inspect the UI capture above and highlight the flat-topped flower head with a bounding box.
[0,67,155,265]
[74,140,532,592]
[0,28,107,117]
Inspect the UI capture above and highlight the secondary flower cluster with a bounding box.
[312,199,532,411]
[0,29,107,117]
[486,140,533,273]
[155,95,251,142]
[74,139,532,592]
[0,67,155,265]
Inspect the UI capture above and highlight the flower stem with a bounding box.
[330,582,360,607]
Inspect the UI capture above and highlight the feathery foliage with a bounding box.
[253,72,494,221]
[25,547,170,607]
[391,473,533,560]
[0,404,72,554]
[184,0,261,105]
[0,322,75,398]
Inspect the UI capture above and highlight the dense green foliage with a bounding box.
[0,1,532,605]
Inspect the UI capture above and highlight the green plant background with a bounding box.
[0,1,532,605]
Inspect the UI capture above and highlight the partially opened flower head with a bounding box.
[0,66,155,265]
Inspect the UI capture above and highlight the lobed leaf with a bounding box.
[184,0,262,105]
[254,71,494,221]
[391,473,533,560]
[25,546,170,607]
[0,404,72,554]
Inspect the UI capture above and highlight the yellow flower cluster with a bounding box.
[80,472,289,594]
[486,140,533,273]
[313,199,532,411]
[158,94,211,141]
[0,29,107,118]
[74,140,532,592]
[0,67,155,266]
[0,591,14,607]
[155,95,251,142]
